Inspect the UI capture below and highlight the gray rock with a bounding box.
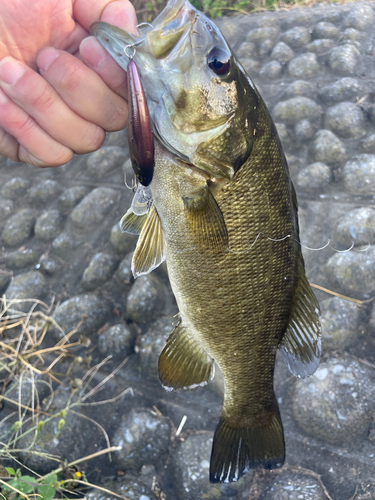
[258,39,275,58]
[138,316,174,376]
[293,357,375,444]
[343,27,364,42]
[260,471,326,500]
[86,477,158,500]
[126,275,166,324]
[114,252,134,290]
[104,127,128,147]
[71,187,119,229]
[112,409,171,470]
[240,58,261,76]
[172,433,222,500]
[0,199,14,220]
[343,4,374,30]
[275,123,289,145]
[312,129,346,165]
[294,119,314,142]
[369,305,375,347]
[342,154,375,195]
[334,208,375,247]
[1,177,30,200]
[328,44,361,76]
[34,209,64,242]
[358,133,375,154]
[313,21,339,39]
[86,146,128,178]
[0,272,11,294]
[4,248,42,269]
[324,245,375,299]
[110,221,137,255]
[51,294,111,339]
[318,77,363,105]
[259,60,282,80]
[28,180,61,207]
[1,209,37,247]
[283,80,316,100]
[57,186,90,210]
[272,97,322,125]
[246,27,279,44]
[295,162,332,191]
[4,375,47,412]
[82,252,119,290]
[38,256,63,276]
[281,27,311,49]
[52,232,81,259]
[306,38,335,55]
[288,53,320,79]
[98,323,136,359]
[320,297,361,351]
[325,102,367,139]
[6,271,47,304]
[270,41,294,64]
[281,11,312,30]
[235,42,257,60]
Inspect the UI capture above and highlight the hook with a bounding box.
[136,22,154,30]
[124,38,144,59]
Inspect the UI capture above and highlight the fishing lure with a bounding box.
[127,56,154,186]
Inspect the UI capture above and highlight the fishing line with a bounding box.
[227,232,371,254]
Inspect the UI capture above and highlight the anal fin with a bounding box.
[132,205,166,278]
[210,401,285,483]
[280,254,321,378]
[159,321,214,391]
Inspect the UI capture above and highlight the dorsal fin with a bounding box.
[132,205,166,278]
[120,208,147,235]
[280,255,321,378]
[159,320,214,391]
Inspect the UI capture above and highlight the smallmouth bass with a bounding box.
[91,0,321,483]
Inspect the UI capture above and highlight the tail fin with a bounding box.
[210,410,285,483]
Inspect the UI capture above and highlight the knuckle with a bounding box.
[58,64,82,93]
[78,125,105,153]
[29,86,56,113]
[105,104,128,131]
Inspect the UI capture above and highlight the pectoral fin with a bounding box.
[132,205,166,278]
[159,320,214,391]
[280,255,321,378]
[183,187,228,252]
[120,208,147,235]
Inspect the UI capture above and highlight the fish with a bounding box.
[91,0,321,483]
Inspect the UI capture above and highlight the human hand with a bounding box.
[0,0,136,167]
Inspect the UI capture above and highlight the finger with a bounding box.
[74,0,137,34]
[0,87,73,167]
[37,48,128,130]
[80,37,128,99]
[0,56,106,153]
[62,23,90,54]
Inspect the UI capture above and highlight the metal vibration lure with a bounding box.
[127,57,154,186]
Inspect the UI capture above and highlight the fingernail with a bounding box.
[37,47,60,73]
[0,57,25,85]
[80,37,107,68]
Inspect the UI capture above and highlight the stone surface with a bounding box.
[328,44,362,76]
[114,252,135,290]
[260,471,326,500]
[318,77,363,105]
[86,477,158,500]
[86,146,128,178]
[259,60,282,80]
[1,209,37,247]
[1,177,30,200]
[342,154,375,194]
[112,409,171,470]
[295,162,332,192]
[312,129,346,165]
[334,207,375,247]
[324,245,375,299]
[358,133,375,154]
[270,42,294,64]
[34,209,64,242]
[110,221,137,255]
[51,232,81,259]
[283,80,316,100]
[5,248,42,269]
[126,275,166,324]
[51,294,111,339]
[138,316,174,376]
[313,21,339,39]
[246,27,279,44]
[320,297,362,351]
[82,252,119,290]
[343,4,374,30]
[294,119,314,142]
[57,186,90,210]
[281,27,311,48]
[293,357,375,444]
[5,271,46,302]
[28,180,61,207]
[0,198,14,220]
[273,97,322,125]
[288,53,320,79]
[71,187,119,228]
[98,323,136,360]
[306,38,335,55]
[324,102,367,139]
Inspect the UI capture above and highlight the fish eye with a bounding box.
[207,47,231,76]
